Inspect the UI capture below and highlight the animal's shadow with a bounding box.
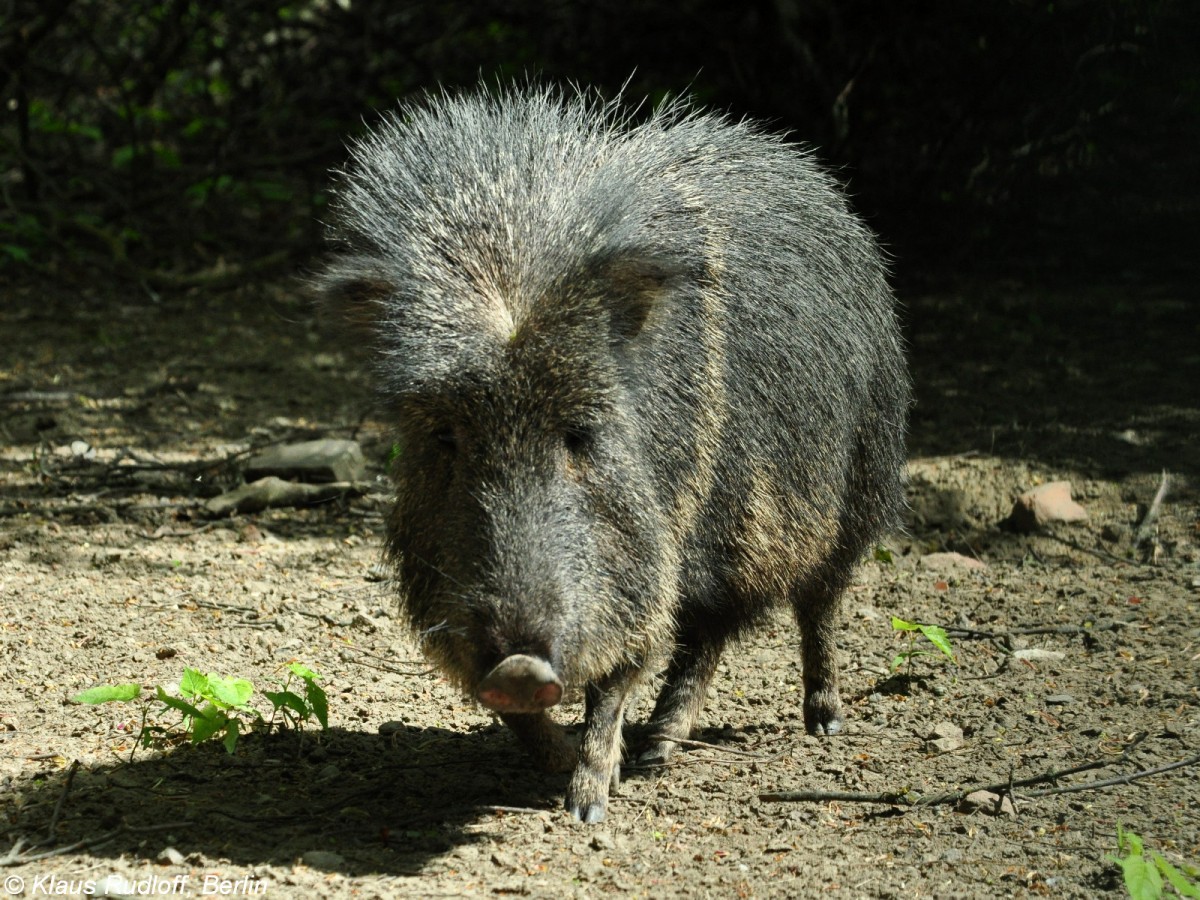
[4,723,572,875]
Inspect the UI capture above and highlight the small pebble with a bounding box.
[958,790,1015,816]
[157,846,186,865]
[316,763,340,782]
[1006,481,1087,532]
[925,721,964,753]
[1011,648,1065,662]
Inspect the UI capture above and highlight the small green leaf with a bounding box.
[1,243,31,263]
[873,545,894,565]
[1119,825,1142,856]
[1154,852,1200,898]
[253,180,293,202]
[891,617,919,632]
[264,690,307,718]
[288,662,320,680]
[1109,827,1163,900]
[72,683,141,704]
[180,668,209,697]
[305,680,329,730]
[222,719,241,754]
[139,724,168,748]
[156,686,205,721]
[73,123,103,142]
[207,674,254,709]
[1118,853,1163,900]
[112,145,137,169]
[916,623,955,661]
[153,145,182,168]
[190,706,226,744]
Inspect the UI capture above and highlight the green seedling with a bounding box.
[70,682,162,758]
[72,663,329,758]
[157,668,257,754]
[263,662,329,732]
[890,617,955,672]
[1109,826,1200,899]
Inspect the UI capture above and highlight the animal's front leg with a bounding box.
[565,670,638,823]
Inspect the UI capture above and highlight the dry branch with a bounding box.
[1134,470,1170,548]
[944,619,1130,641]
[758,732,1196,810]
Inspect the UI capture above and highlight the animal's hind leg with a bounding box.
[790,567,852,736]
[638,623,727,764]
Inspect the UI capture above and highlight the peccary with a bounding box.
[320,85,909,823]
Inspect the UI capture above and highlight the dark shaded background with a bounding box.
[3,0,1197,291]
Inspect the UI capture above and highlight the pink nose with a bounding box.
[475,654,563,714]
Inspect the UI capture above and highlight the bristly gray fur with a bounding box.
[319,82,910,823]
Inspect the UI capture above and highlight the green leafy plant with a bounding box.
[156,668,257,753]
[1109,826,1200,899]
[263,662,330,733]
[890,617,955,672]
[72,663,329,757]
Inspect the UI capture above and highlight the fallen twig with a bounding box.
[1016,752,1200,800]
[0,821,192,867]
[1134,470,1170,549]
[45,759,80,842]
[192,599,259,615]
[760,731,1160,808]
[1046,534,1141,567]
[944,619,1130,641]
[648,734,770,759]
[141,521,224,540]
[295,609,361,628]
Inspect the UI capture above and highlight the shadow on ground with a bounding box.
[7,724,569,875]
[904,281,1200,479]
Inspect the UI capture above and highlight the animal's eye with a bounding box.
[564,426,593,458]
[434,428,457,452]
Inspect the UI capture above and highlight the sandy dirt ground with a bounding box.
[1,276,1197,898]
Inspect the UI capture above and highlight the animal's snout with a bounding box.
[476,654,564,713]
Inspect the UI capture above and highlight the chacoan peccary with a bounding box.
[320,85,909,823]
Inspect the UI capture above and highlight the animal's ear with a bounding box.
[314,257,395,339]
[598,250,692,341]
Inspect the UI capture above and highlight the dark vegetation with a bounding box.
[2,0,1197,291]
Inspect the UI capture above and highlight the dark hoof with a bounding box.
[566,763,617,823]
[637,739,679,765]
[566,797,607,824]
[807,715,844,736]
[803,704,845,736]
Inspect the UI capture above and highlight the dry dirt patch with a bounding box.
[1,279,1197,898]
